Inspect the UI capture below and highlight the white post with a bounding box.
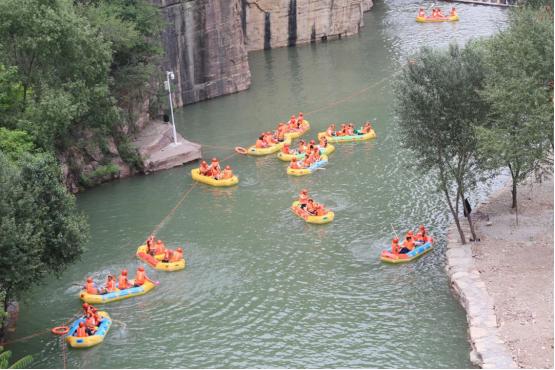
[166,71,178,145]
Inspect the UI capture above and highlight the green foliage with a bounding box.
[117,139,143,170]
[393,43,488,243]
[0,151,88,305]
[477,7,554,208]
[0,128,34,161]
[79,163,120,188]
[0,347,33,369]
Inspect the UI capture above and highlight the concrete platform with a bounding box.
[132,121,202,174]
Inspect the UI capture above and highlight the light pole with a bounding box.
[165,71,179,145]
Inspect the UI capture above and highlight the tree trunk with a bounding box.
[512,180,518,209]
[443,184,466,244]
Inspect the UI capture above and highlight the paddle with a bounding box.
[145,275,160,286]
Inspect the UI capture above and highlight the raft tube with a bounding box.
[79,280,156,304]
[283,121,310,140]
[191,168,239,187]
[317,129,376,143]
[380,241,433,264]
[291,201,334,224]
[66,311,112,348]
[277,144,335,162]
[136,245,185,272]
[416,15,459,23]
[287,155,328,176]
[247,138,292,156]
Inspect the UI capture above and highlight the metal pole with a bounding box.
[167,71,178,145]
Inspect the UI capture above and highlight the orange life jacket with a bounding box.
[211,167,221,178]
[86,282,98,295]
[256,139,266,148]
[315,206,326,216]
[282,146,290,154]
[118,275,129,290]
[76,326,88,337]
[105,279,116,293]
[85,316,96,329]
[290,161,301,169]
[391,241,400,254]
[170,250,183,262]
[222,169,233,179]
[199,164,209,175]
[135,270,146,286]
[155,242,165,255]
[403,238,415,250]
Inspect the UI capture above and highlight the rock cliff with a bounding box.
[241,0,373,51]
[154,0,252,107]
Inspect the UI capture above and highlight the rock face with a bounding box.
[152,0,373,106]
[154,0,252,107]
[242,0,373,51]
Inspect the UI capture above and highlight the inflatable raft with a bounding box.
[317,129,376,143]
[291,201,334,224]
[66,311,111,348]
[277,144,335,162]
[283,121,310,140]
[191,168,239,187]
[416,15,459,23]
[246,138,292,156]
[380,241,433,264]
[79,280,156,304]
[136,245,185,272]
[287,155,328,176]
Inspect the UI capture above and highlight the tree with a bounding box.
[477,7,554,214]
[393,43,489,244]
[0,347,32,369]
[0,151,89,335]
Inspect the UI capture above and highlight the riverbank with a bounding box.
[472,176,554,368]
[446,175,553,368]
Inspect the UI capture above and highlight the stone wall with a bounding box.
[243,0,373,51]
[154,0,252,106]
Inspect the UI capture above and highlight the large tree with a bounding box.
[477,7,554,213]
[393,43,489,244]
[0,152,88,334]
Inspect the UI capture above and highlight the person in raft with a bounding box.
[398,232,416,254]
[298,189,310,209]
[298,139,307,154]
[297,112,304,127]
[162,246,183,263]
[306,199,327,216]
[319,136,328,148]
[84,312,97,335]
[359,121,373,134]
[418,7,425,17]
[450,7,457,17]
[149,239,165,256]
[101,275,116,294]
[133,266,149,287]
[288,115,297,129]
[145,234,155,254]
[208,158,221,179]
[118,269,132,290]
[84,277,99,295]
[199,160,211,176]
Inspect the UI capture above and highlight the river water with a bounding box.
[10,1,508,368]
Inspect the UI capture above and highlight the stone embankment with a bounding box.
[132,121,202,173]
[446,175,554,368]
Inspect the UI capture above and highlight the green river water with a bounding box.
[9,1,508,368]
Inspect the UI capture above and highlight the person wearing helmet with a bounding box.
[419,225,429,241]
[282,143,292,154]
[289,157,301,169]
[326,124,336,137]
[298,139,307,154]
[418,7,425,17]
[199,160,210,176]
[85,277,98,295]
[302,153,312,168]
[154,240,166,255]
[76,321,88,337]
[345,124,355,136]
[85,312,97,335]
[222,165,234,180]
[256,135,268,148]
[103,275,116,294]
[82,303,92,316]
[297,112,304,126]
[118,269,131,290]
[133,266,147,287]
[450,7,457,17]
[298,189,309,209]
[400,234,415,254]
[319,136,328,149]
[391,238,401,254]
[209,158,221,175]
[170,247,183,262]
[288,115,297,129]
[415,232,425,245]
[361,121,373,134]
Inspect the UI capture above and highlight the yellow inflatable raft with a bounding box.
[287,155,328,176]
[136,245,186,272]
[416,15,459,23]
[291,201,334,224]
[317,129,376,143]
[277,144,335,162]
[246,138,291,156]
[79,280,156,304]
[191,168,239,187]
[66,311,111,348]
[283,121,310,140]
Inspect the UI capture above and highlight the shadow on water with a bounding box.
[10,0,507,368]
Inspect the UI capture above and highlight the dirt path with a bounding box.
[472,176,554,369]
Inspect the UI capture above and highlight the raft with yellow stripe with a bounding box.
[66,311,111,348]
[136,245,186,271]
[291,201,334,224]
[287,155,328,176]
[380,241,433,264]
[317,129,376,143]
[277,144,335,162]
[191,168,239,187]
[416,15,459,23]
[79,280,156,304]
[283,121,310,140]
[246,137,292,156]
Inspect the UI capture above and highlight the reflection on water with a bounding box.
[10,1,507,368]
